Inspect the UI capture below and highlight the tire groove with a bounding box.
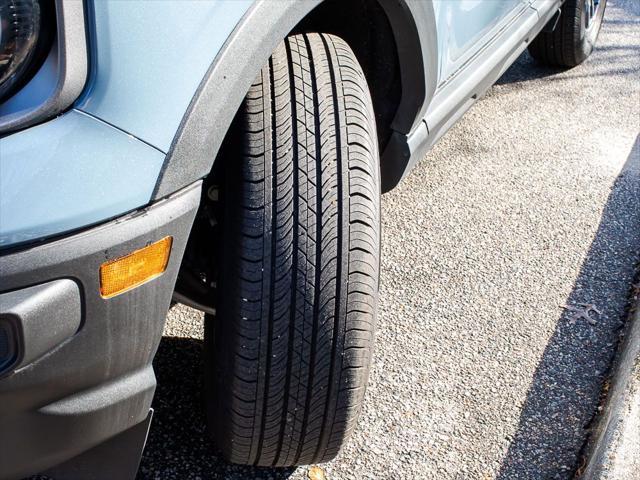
[274,37,299,466]
[314,32,345,462]
[294,32,323,465]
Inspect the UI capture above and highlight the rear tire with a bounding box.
[207,33,380,467]
[528,0,607,67]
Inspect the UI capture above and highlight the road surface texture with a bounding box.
[583,288,640,480]
[134,2,640,479]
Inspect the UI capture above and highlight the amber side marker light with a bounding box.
[100,237,173,298]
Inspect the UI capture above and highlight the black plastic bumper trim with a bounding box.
[0,279,81,377]
[43,409,154,480]
[0,181,201,480]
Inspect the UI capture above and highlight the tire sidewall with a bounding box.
[578,0,607,61]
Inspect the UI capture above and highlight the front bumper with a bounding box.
[0,181,201,480]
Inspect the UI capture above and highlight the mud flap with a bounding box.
[542,8,561,32]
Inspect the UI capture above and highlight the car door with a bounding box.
[433,0,530,85]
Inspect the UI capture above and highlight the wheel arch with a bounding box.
[152,0,437,201]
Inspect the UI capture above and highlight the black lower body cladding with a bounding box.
[207,33,381,466]
[0,182,201,480]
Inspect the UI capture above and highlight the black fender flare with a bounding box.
[152,0,437,200]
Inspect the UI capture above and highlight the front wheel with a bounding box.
[206,33,381,467]
[528,0,607,67]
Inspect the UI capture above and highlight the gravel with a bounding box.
[139,3,640,479]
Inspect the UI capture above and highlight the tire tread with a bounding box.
[210,33,380,467]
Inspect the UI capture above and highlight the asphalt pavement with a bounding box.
[138,2,640,479]
[583,287,640,479]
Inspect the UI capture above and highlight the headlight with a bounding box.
[0,0,53,103]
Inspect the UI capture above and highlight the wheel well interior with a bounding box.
[293,0,402,150]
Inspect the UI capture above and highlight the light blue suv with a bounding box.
[0,0,606,478]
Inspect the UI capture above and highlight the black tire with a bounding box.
[207,33,380,467]
[528,0,607,67]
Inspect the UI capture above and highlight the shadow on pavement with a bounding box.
[137,336,296,480]
[497,138,640,478]
[496,20,640,86]
[494,53,565,85]
[496,48,640,85]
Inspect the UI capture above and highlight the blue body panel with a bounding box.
[77,0,253,152]
[1,1,253,249]
[433,0,527,83]
[0,110,165,248]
